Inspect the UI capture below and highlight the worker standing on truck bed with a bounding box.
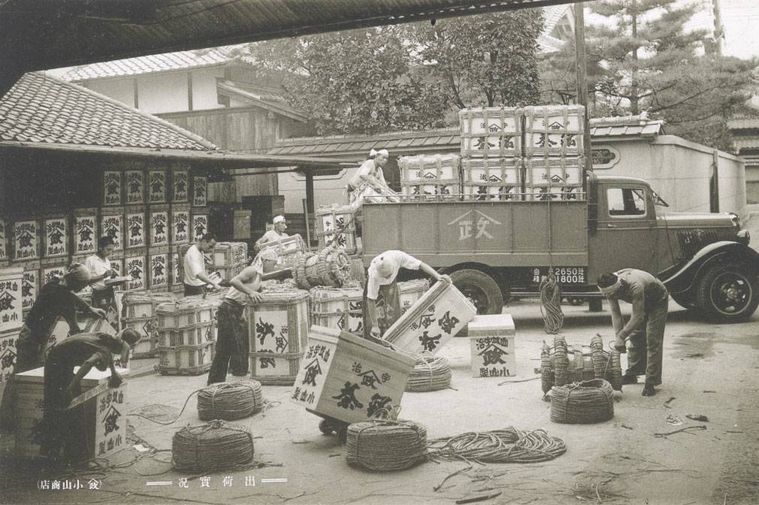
[363,250,448,339]
[348,149,398,208]
[597,269,669,396]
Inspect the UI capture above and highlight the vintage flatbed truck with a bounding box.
[360,174,758,323]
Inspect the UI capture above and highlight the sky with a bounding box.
[718,0,759,59]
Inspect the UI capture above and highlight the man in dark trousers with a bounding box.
[207,249,278,385]
[40,328,140,464]
[597,269,669,396]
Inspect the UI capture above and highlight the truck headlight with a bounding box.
[729,212,740,227]
[737,229,750,245]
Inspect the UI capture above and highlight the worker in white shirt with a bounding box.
[254,215,289,252]
[85,236,116,310]
[363,250,449,339]
[183,233,220,296]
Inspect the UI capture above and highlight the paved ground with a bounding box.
[1,215,758,505]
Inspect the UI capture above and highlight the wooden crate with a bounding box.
[309,286,364,334]
[212,242,248,268]
[0,216,9,263]
[315,205,359,254]
[158,342,215,375]
[148,205,170,248]
[125,170,145,205]
[291,326,415,424]
[42,214,69,259]
[0,267,23,334]
[0,328,19,409]
[14,366,129,460]
[461,157,522,201]
[100,207,124,253]
[459,107,522,158]
[523,105,584,157]
[12,219,40,261]
[157,298,216,329]
[124,250,147,291]
[103,170,123,206]
[524,155,584,189]
[192,176,208,207]
[148,170,168,204]
[248,290,310,385]
[18,261,39,317]
[157,322,214,347]
[148,250,170,289]
[171,169,190,203]
[468,314,516,378]
[191,211,209,242]
[171,205,190,245]
[383,280,476,355]
[257,235,305,270]
[73,208,99,257]
[398,279,429,314]
[125,207,147,249]
[41,260,67,286]
[399,154,461,200]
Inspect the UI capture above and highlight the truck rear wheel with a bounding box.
[696,263,759,323]
[449,269,504,315]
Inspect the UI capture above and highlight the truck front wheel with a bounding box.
[696,263,759,323]
[450,269,504,315]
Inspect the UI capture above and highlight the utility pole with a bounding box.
[574,3,593,172]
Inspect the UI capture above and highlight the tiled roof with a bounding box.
[543,5,570,34]
[727,118,759,131]
[0,72,217,151]
[269,115,665,158]
[733,138,759,151]
[216,80,308,122]
[58,48,236,81]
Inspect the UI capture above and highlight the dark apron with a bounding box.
[362,280,402,339]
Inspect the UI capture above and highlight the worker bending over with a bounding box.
[40,329,140,465]
[363,250,448,339]
[208,249,279,385]
[597,269,669,396]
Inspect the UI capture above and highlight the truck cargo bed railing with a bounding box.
[363,191,587,204]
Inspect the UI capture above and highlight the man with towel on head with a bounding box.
[363,250,449,340]
[597,269,669,396]
[255,215,289,253]
[348,149,399,208]
[207,248,279,385]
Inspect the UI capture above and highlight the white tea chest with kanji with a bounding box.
[468,314,516,378]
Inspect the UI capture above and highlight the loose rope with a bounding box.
[197,381,264,421]
[346,419,428,472]
[539,273,564,334]
[427,427,566,464]
[550,379,614,424]
[172,420,254,472]
[405,355,452,392]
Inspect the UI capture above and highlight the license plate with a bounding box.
[531,267,586,285]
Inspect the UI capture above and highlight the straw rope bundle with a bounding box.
[427,427,566,464]
[172,420,254,472]
[346,420,428,471]
[405,355,452,392]
[197,381,264,421]
[550,379,614,424]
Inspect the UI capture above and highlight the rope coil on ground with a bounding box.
[427,427,567,464]
[550,378,614,424]
[346,419,428,472]
[172,420,254,472]
[405,355,452,392]
[197,381,264,421]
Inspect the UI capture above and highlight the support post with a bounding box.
[574,3,593,185]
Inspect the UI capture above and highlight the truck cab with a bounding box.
[360,174,758,323]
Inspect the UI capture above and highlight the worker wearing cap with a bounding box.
[39,328,140,465]
[363,250,449,339]
[255,215,289,252]
[597,269,669,396]
[16,263,107,373]
[207,249,279,385]
[183,233,221,297]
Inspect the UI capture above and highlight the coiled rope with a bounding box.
[405,355,452,392]
[172,420,254,472]
[427,427,566,464]
[197,381,264,421]
[346,419,428,472]
[550,379,614,424]
[539,273,564,334]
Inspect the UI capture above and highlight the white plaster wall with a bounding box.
[84,79,135,108]
[137,72,188,114]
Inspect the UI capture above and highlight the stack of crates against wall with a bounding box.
[291,326,416,423]
[149,204,170,250]
[315,205,359,255]
[257,235,305,270]
[461,157,522,201]
[156,298,216,375]
[383,280,477,355]
[12,217,40,263]
[468,314,516,379]
[191,209,209,243]
[103,170,123,207]
[192,175,208,208]
[171,204,191,247]
[73,208,99,259]
[14,367,128,460]
[398,154,461,200]
[0,267,23,416]
[122,291,176,358]
[172,168,190,205]
[148,246,170,291]
[210,242,248,282]
[309,286,364,335]
[148,169,168,205]
[0,216,9,266]
[125,170,145,207]
[523,105,585,200]
[459,107,522,159]
[124,247,147,292]
[248,290,310,385]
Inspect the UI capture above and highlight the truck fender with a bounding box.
[662,241,759,295]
